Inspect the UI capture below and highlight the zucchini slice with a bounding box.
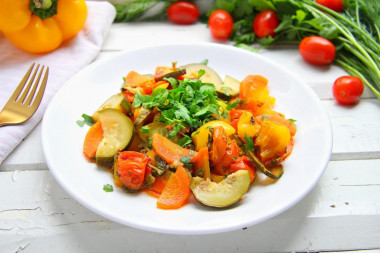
[217,75,240,100]
[246,149,284,180]
[95,108,134,166]
[181,63,223,86]
[155,68,186,81]
[190,170,251,208]
[92,93,132,122]
[134,107,154,130]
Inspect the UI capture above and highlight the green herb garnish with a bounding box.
[103,184,113,192]
[133,77,228,138]
[178,135,193,147]
[226,99,241,110]
[76,114,93,127]
[140,126,151,134]
[244,133,255,151]
[180,155,193,168]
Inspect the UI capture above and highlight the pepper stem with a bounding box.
[29,0,58,20]
[33,0,52,10]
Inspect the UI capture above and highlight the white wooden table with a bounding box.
[1,21,380,253]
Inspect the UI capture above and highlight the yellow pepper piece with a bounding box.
[191,120,235,151]
[237,111,261,140]
[255,119,291,163]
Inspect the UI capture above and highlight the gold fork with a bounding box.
[0,63,49,127]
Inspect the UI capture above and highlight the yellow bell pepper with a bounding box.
[237,110,261,140]
[255,119,291,163]
[191,120,235,151]
[0,0,87,54]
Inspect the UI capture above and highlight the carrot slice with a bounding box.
[193,147,211,179]
[124,70,152,87]
[145,176,167,198]
[157,166,190,209]
[83,121,103,160]
[152,133,197,164]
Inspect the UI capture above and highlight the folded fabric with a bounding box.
[0,1,116,164]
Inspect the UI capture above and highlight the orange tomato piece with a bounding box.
[213,139,240,176]
[229,156,256,182]
[117,151,151,191]
[209,126,227,166]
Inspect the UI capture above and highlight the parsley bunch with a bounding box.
[132,76,228,138]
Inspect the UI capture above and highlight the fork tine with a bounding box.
[9,63,36,101]
[30,66,48,109]
[18,63,40,104]
[24,65,45,106]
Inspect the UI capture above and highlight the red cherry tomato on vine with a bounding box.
[253,10,279,38]
[208,10,234,39]
[167,1,199,25]
[316,0,344,12]
[299,36,336,65]
[332,76,364,105]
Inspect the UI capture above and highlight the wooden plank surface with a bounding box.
[1,159,379,252]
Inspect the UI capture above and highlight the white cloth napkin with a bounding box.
[0,1,116,164]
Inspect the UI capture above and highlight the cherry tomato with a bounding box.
[167,1,199,25]
[117,151,151,191]
[209,126,228,166]
[208,10,234,39]
[316,0,344,12]
[253,10,279,38]
[228,156,256,182]
[332,76,364,105]
[299,36,336,65]
[213,140,240,176]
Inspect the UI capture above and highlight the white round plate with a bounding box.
[42,43,332,234]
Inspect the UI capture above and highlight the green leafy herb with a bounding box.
[178,135,193,147]
[244,133,255,151]
[226,98,241,110]
[180,155,193,168]
[103,184,114,192]
[200,59,209,65]
[288,118,297,123]
[140,126,151,134]
[198,69,206,78]
[134,76,227,138]
[76,114,93,127]
[113,0,179,22]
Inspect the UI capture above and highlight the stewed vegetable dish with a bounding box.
[82,62,297,209]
